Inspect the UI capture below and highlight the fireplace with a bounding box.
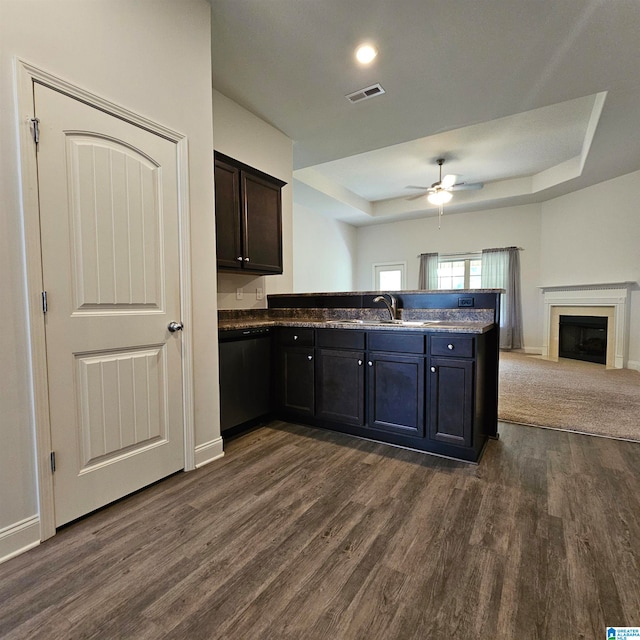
[558,315,607,364]
[540,282,633,369]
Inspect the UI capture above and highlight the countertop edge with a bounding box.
[217,319,493,334]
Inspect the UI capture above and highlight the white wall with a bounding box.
[293,203,358,293]
[213,91,293,309]
[0,0,217,561]
[540,170,640,368]
[355,205,543,350]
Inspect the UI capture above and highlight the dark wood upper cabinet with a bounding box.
[214,158,242,270]
[214,152,286,275]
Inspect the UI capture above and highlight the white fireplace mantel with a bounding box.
[539,282,635,369]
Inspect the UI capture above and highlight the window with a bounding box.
[437,255,482,290]
[373,262,406,290]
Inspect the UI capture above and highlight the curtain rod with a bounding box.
[417,247,523,258]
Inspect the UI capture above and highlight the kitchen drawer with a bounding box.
[317,329,365,350]
[367,331,425,354]
[278,327,314,347]
[430,335,475,358]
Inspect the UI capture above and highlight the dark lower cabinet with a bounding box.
[428,357,474,447]
[316,348,365,426]
[278,347,315,417]
[273,327,496,462]
[367,353,425,437]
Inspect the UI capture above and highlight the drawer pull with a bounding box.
[236,256,243,261]
[447,343,454,350]
[358,360,363,366]
[307,355,313,361]
[368,361,373,367]
[293,335,298,340]
[430,366,437,373]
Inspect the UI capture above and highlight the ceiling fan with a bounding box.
[406,158,484,204]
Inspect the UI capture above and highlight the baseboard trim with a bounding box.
[522,346,542,355]
[194,437,225,468]
[628,360,640,372]
[0,516,40,564]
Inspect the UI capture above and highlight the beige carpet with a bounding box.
[498,352,640,441]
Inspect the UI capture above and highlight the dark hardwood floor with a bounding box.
[1,421,639,639]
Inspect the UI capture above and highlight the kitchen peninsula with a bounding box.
[218,290,502,462]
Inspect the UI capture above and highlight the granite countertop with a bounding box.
[217,318,493,334]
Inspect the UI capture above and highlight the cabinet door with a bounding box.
[428,357,474,447]
[242,172,283,274]
[214,159,242,270]
[316,349,365,426]
[278,347,315,416]
[367,353,425,437]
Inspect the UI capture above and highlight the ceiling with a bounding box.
[210,0,640,225]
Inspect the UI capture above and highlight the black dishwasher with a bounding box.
[218,327,273,434]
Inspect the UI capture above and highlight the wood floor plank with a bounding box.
[1,421,639,639]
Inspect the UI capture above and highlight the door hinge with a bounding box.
[50,451,56,473]
[30,117,40,145]
[42,291,48,314]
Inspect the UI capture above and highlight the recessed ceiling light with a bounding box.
[355,44,378,65]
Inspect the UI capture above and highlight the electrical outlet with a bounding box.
[458,296,474,308]
[256,287,264,300]
[236,287,243,300]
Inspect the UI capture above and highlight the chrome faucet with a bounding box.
[373,293,398,321]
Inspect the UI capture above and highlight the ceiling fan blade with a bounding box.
[406,192,428,201]
[441,174,457,189]
[450,181,484,191]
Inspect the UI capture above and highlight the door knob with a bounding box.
[168,321,184,332]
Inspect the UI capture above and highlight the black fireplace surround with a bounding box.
[559,315,608,364]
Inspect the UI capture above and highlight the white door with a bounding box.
[34,83,185,526]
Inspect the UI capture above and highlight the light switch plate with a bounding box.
[256,287,264,300]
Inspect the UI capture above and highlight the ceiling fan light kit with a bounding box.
[427,189,453,205]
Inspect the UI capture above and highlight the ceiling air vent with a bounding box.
[345,83,386,104]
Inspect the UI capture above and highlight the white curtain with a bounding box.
[481,247,523,350]
[418,253,439,290]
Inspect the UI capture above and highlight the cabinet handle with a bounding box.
[368,361,373,367]
[293,335,298,341]
[430,366,437,373]
[236,256,243,261]
[244,257,250,262]
[307,355,313,361]
[447,343,454,350]
[358,359,363,366]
